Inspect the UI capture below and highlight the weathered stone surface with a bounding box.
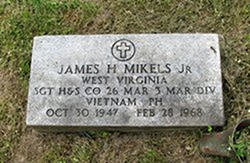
[26,34,224,131]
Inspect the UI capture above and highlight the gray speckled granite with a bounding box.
[26,34,224,131]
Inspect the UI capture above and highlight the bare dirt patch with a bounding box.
[0,70,26,162]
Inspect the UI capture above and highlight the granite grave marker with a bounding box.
[26,34,224,131]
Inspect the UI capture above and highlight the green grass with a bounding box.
[0,0,249,162]
[0,0,99,81]
[71,140,98,163]
[139,149,165,163]
[229,127,250,162]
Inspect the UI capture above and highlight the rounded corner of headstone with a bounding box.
[26,119,30,126]
[33,35,46,42]
[33,36,40,41]
[217,116,226,126]
[214,33,220,40]
[213,33,219,37]
[26,117,34,126]
[209,33,219,40]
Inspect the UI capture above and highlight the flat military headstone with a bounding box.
[26,34,224,132]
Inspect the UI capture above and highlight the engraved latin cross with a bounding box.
[116,42,131,58]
